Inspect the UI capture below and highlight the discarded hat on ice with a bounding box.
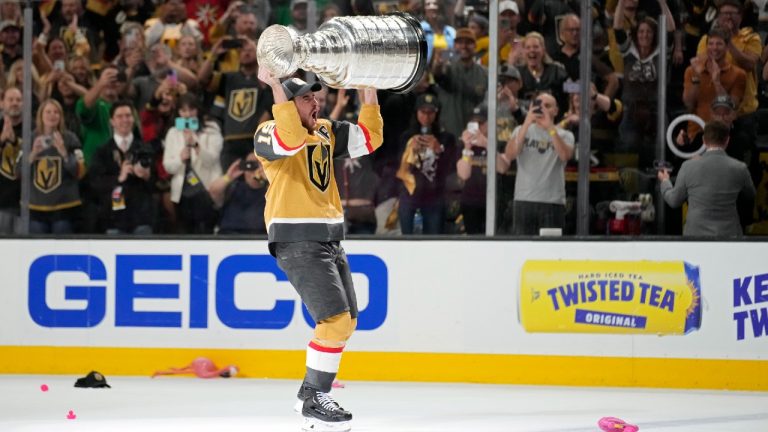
[74,371,111,388]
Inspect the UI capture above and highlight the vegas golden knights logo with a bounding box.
[35,157,62,193]
[306,142,331,192]
[228,88,257,122]
[0,142,19,180]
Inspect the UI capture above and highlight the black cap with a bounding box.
[415,93,440,111]
[281,77,322,101]
[471,104,488,119]
[74,371,111,388]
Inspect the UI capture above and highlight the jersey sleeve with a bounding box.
[331,104,383,159]
[253,102,308,161]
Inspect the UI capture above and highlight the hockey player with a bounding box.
[253,68,383,432]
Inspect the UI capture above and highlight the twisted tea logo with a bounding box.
[306,141,331,192]
[229,88,258,122]
[35,156,62,193]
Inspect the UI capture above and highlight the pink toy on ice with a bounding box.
[152,357,238,379]
[598,417,639,432]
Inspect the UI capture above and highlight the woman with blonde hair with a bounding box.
[517,32,568,113]
[7,59,43,102]
[29,99,85,234]
[66,55,95,89]
[173,34,203,75]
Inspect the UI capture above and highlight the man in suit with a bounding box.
[658,120,755,237]
[87,101,155,234]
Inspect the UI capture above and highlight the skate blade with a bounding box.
[301,417,351,432]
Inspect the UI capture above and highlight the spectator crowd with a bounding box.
[0,0,764,237]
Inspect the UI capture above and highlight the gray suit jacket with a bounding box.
[661,149,755,236]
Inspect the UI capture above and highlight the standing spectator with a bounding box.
[288,0,310,36]
[207,38,274,170]
[432,27,488,139]
[659,120,755,236]
[496,64,526,145]
[163,94,223,234]
[552,13,620,97]
[144,0,202,49]
[697,0,762,182]
[129,42,196,111]
[7,60,43,110]
[67,55,95,89]
[209,153,267,235]
[207,5,262,75]
[527,0,579,55]
[76,66,126,166]
[501,92,574,235]
[46,71,88,139]
[0,20,21,71]
[47,0,99,64]
[0,87,23,234]
[683,27,746,139]
[456,105,508,234]
[29,100,85,234]
[173,35,203,80]
[468,13,490,60]
[517,31,568,112]
[87,101,155,235]
[559,82,623,167]
[421,0,457,65]
[396,94,458,235]
[140,78,181,233]
[613,0,676,168]
[480,0,522,67]
[697,1,761,124]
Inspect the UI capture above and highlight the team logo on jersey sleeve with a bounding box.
[34,156,62,193]
[229,88,258,122]
[306,142,331,192]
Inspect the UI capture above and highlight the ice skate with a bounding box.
[598,416,639,432]
[299,387,352,432]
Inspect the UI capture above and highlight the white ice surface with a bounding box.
[0,375,766,431]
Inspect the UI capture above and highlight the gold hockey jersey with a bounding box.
[254,101,383,248]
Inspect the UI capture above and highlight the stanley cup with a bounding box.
[257,13,427,93]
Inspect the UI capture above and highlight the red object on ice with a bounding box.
[598,416,639,432]
[66,410,76,420]
[40,384,49,392]
[332,380,345,389]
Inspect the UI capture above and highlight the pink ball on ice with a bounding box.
[40,384,49,392]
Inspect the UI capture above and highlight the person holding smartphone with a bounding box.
[456,105,509,235]
[501,92,574,236]
[162,93,223,233]
[396,93,457,234]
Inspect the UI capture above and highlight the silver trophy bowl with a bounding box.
[257,13,427,93]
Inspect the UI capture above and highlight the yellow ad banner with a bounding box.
[519,260,702,335]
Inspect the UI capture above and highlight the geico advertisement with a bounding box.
[519,260,702,335]
[23,253,387,334]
